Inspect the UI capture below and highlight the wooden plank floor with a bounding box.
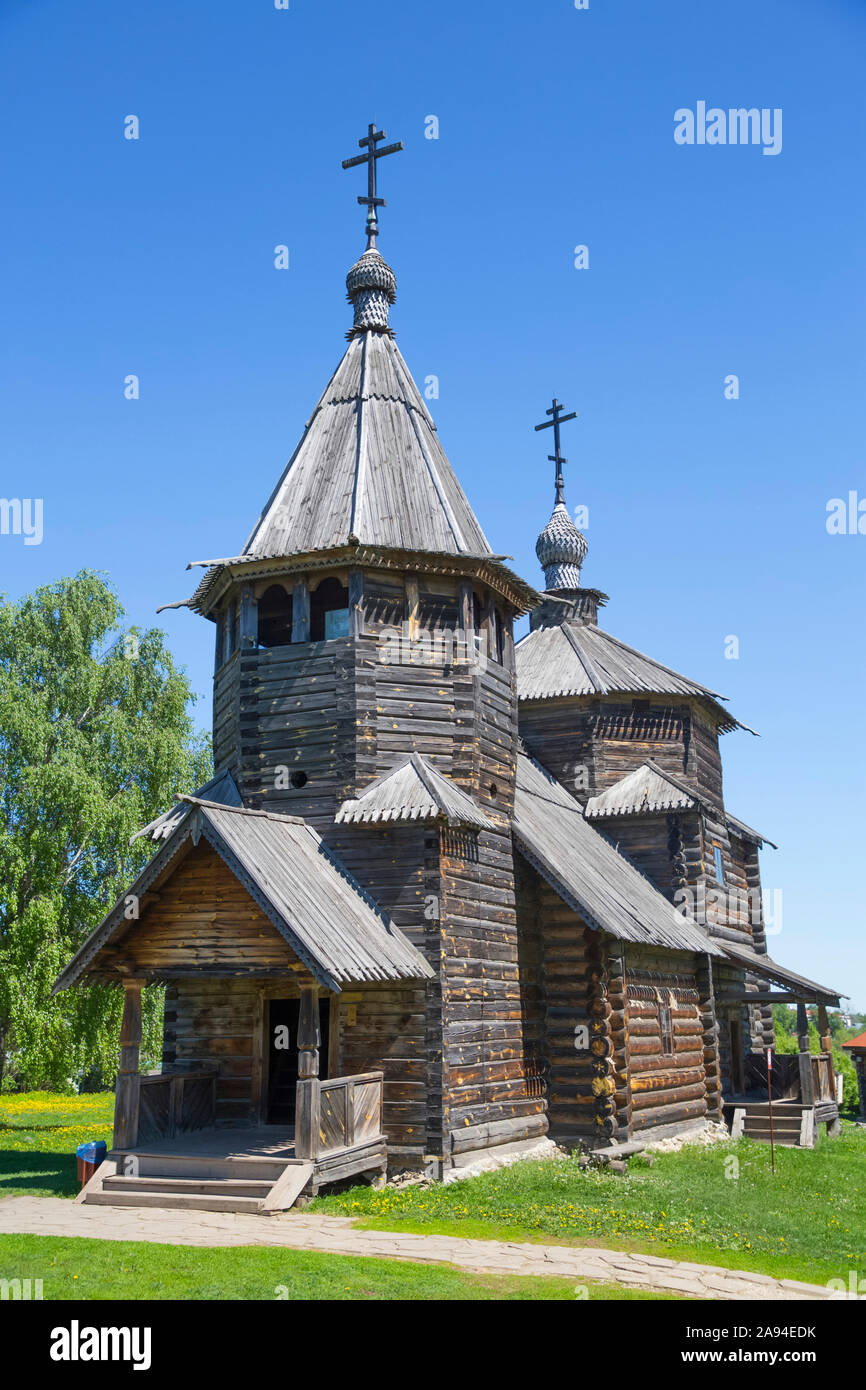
[114,1126,296,1160]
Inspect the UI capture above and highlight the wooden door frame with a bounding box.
[253,984,338,1125]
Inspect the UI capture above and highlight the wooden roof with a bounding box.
[130,768,242,843]
[336,753,493,830]
[54,799,433,994]
[512,752,725,957]
[584,761,698,820]
[242,332,491,560]
[516,619,753,733]
[719,940,841,1005]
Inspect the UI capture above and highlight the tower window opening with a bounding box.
[310,576,350,641]
[257,584,293,649]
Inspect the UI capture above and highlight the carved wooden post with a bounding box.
[238,583,258,650]
[113,978,145,1150]
[295,982,321,1160]
[796,1001,813,1106]
[292,578,310,644]
[348,569,364,639]
[405,575,419,642]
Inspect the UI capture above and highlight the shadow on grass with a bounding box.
[0,1148,79,1199]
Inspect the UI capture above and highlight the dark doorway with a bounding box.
[266,997,329,1125]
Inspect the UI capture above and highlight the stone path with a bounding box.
[0,1195,833,1300]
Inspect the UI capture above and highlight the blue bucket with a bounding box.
[76,1141,107,1165]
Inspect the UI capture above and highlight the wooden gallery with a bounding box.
[55,130,843,1216]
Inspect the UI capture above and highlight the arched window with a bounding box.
[310,576,349,641]
[257,584,293,649]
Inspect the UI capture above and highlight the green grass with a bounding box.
[0,1091,114,1199]
[3,1092,863,1292]
[312,1125,866,1287]
[0,1234,676,1300]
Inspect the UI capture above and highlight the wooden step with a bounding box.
[110,1151,292,1182]
[102,1175,273,1198]
[85,1190,265,1214]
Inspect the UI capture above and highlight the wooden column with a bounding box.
[348,569,365,639]
[485,595,497,660]
[238,584,258,650]
[817,1004,832,1053]
[113,978,145,1150]
[796,1002,813,1106]
[405,575,419,641]
[292,578,310,644]
[295,982,321,1160]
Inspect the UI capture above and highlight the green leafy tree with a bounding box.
[0,571,211,1090]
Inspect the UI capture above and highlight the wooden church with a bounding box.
[55,128,842,1214]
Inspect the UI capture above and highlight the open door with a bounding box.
[266,997,330,1125]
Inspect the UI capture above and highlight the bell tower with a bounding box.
[174,125,544,1171]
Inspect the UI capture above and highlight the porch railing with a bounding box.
[295,1071,384,1161]
[116,1069,217,1149]
[811,1053,836,1104]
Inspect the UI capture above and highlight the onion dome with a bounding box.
[346,248,397,338]
[536,502,588,591]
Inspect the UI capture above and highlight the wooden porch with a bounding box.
[82,977,388,1214]
[722,1008,843,1149]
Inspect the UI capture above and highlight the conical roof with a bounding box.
[242,325,492,559]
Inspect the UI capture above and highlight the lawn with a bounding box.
[0,1091,114,1200]
[3,1092,863,1291]
[0,1234,674,1300]
[312,1125,866,1287]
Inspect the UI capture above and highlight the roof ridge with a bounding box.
[179,795,306,826]
[560,621,609,693]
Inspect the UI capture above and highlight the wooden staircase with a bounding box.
[78,1151,315,1214]
[729,1102,814,1148]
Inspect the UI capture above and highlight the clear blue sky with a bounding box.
[1,0,863,1007]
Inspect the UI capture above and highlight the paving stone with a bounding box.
[0,1196,835,1301]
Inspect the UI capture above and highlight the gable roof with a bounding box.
[585,761,698,820]
[336,753,493,830]
[516,620,754,734]
[244,331,491,560]
[54,799,433,995]
[131,768,242,843]
[842,1031,866,1051]
[512,752,724,957]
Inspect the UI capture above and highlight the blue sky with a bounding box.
[1,0,863,1006]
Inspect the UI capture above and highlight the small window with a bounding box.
[659,1005,674,1056]
[713,844,726,886]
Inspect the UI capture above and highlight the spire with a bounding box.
[341,123,403,339]
[533,396,587,591]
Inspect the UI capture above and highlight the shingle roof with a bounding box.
[719,940,840,1005]
[336,753,492,830]
[585,762,698,820]
[516,620,754,733]
[512,752,724,956]
[243,331,491,560]
[54,799,433,994]
[130,768,242,843]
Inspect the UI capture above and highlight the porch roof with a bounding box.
[53,798,433,995]
[719,941,841,1006]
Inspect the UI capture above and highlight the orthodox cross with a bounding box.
[535,397,578,506]
[341,123,404,248]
